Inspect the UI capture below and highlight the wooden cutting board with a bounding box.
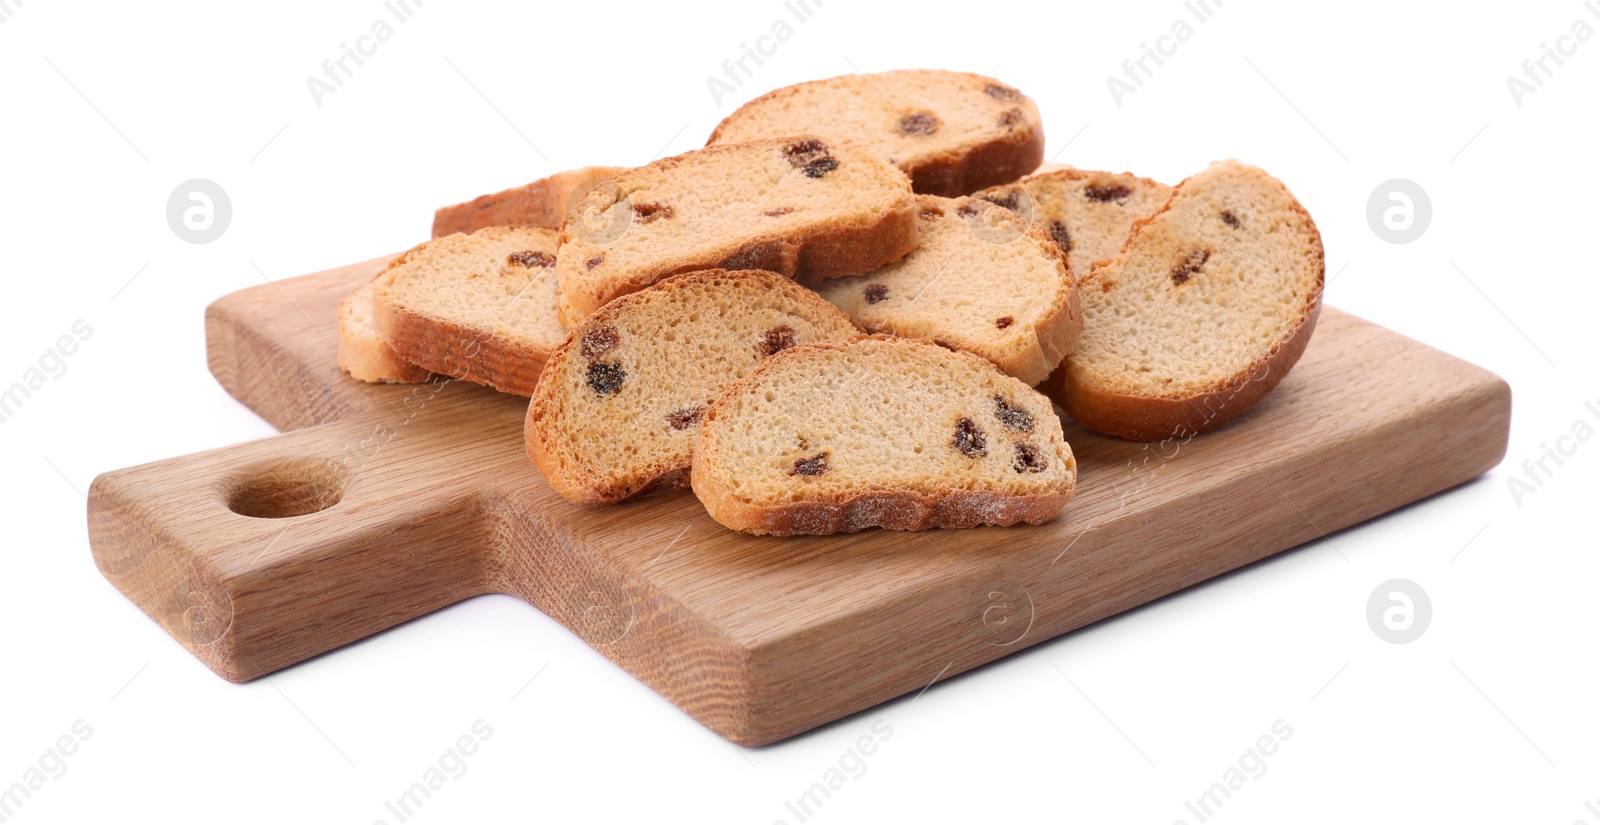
[88,253,1511,746]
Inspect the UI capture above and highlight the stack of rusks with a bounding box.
[338,69,1325,536]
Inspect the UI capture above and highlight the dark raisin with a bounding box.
[580,325,619,360]
[1013,443,1047,473]
[953,417,988,458]
[982,190,1021,212]
[585,255,604,270]
[984,83,1021,102]
[792,452,829,476]
[1170,248,1211,286]
[1221,210,1241,228]
[784,139,839,178]
[864,284,889,304]
[993,395,1035,433]
[803,157,838,178]
[919,205,944,220]
[666,406,704,430]
[632,203,674,223]
[995,316,1014,330]
[898,112,939,136]
[763,207,794,217]
[997,107,1025,130]
[957,202,982,217]
[585,361,625,396]
[1047,219,1072,253]
[759,325,796,357]
[508,250,556,268]
[1084,184,1132,203]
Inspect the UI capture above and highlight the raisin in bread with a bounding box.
[814,195,1080,385]
[371,226,565,396]
[555,136,916,326]
[337,282,434,384]
[708,70,1044,197]
[1042,160,1324,441]
[692,335,1076,535]
[975,167,1172,283]
[432,166,627,237]
[526,270,860,505]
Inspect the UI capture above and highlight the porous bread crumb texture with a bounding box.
[431,166,629,237]
[708,69,1045,197]
[974,167,1173,283]
[372,225,566,396]
[815,194,1081,385]
[526,269,861,505]
[692,335,1077,535]
[554,136,917,326]
[337,282,433,384]
[1046,159,1325,441]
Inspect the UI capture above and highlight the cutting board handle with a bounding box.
[88,395,531,681]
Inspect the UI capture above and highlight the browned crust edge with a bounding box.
[374,297,554,397]
[706,70,1046,197]
[1043,166,1327,442]
[431,167,627,238]
[690,335,1076,535]
[554,139,917,326]
[906,119,1046,197]
[526,270,864,506]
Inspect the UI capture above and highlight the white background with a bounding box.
[2,1,1596,822]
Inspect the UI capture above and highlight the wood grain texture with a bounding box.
[92,254,1511,746]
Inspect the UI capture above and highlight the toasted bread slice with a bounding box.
[337,282,433,384]
[814,195,1080,385]
[526,270,860,505]
[1042,160,1325,441]
[554,136,917,326]
[372,226,565,396]
[692,335,1077,535]
[708,70,1044,197]
[974,167,1173,283]
[432,166,627,237]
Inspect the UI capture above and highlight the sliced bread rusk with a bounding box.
[337,282,433,384]
[432,166,627,237]
[708,70,1045,197]
[974,167,1173,282]
[814,195,1080,385]
[526,270,860,505]
[1042,160,1325,441]
[372,225,566,396]
[555,136,917,326]
[691,335,1077,535]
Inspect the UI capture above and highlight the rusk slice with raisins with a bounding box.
[554,136,917,326]
[707,70,1045,197]
[691,336,1077,535]
[431,166,628,237]
[814,195,1080,385]
[1042,160,1324,441]
[371,226,566,396]
[337,282,433,384]
[526,270,860,505]
[974,167,1173,283]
